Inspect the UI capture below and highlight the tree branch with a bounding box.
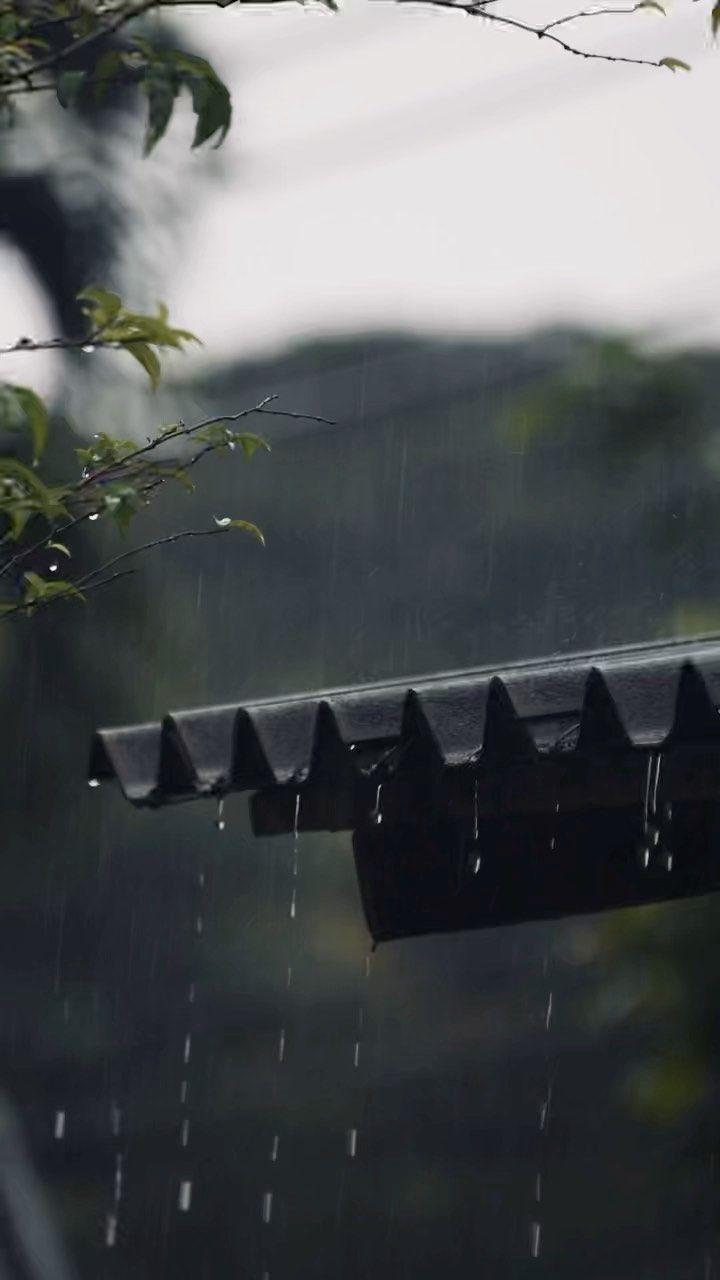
[393,0,669,68]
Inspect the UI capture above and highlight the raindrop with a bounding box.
[215,797,225,832]
[535,1172,542,1202]
[180,1080,188,1103]
[473,777,479,842]
[188,983,196,1004]
[293,792,301,840]
[545,992,553,1032]
[183,1034,192,1064]
[530,1221,542,1258]
[270,1135,280,1162]
[289,890,297,920]
[88,513,100,522]
[195,915,203,936]
[278,1028,286,1063]
[181,1118,190,1148]
[105,1213,118,1247]
[88,777,100,789]
[54,1110,65,1140]
[346,1128,358,1158]
[178,1181,193,1213]
[473,856,482,875]
[82,344,96,354]
[261,1191,273,1224]
[286,966,293,988]
[370,783,383,826]
[353,1041,360,1068]
[110,1100,121,1137]
[114,1154,123,1202]
[48,562,58,574]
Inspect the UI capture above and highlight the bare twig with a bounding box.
[394,0,668,68]
[541,2,660,34]
[75,526,246,590]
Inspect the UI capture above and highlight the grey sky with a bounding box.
[1,0,718,386]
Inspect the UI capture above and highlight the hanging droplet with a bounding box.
[215,797,225,832]
[370,783,383,826]
[88,512,100,522]
[88,777,100,788]
[261,1191,273,1224]
[48,562,59,574]
[178,1181,193,1213]
[82,344,96,354]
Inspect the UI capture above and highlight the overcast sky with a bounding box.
[2,0,719,384]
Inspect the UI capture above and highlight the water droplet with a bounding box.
[353,1041,360,1068]
[289,890,296,920]
[278,1028,286,1063]
[178,1180,193,1212]
[346,1128,358,1158]
[535,1172,542,1202]
[82,344,96,354]
[88,512,100,522]
[270,1134,280,1162]
[228,441,236,451]
[215,797,225,831]
[48,562,58,573]
[195,915,203,936]
[530,1221,541,1257]
[183,1034,192,1064]
[261,1191,273,1224]
[54,1110,65,1140]
[370,783,383,826]
[188,983,196,1004]
[88,777,100,789]
[181,1117,190,1147]
[180,1080,188,1103]
[545,991,553,1032]
[473,856,482,874]
[105,1213,118,1247]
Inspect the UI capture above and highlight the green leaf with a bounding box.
[236,433,271,459]
[188,70,231,149]
[213,516,265,545]
[0,385,49,462]
[22,572,85,608]
[712,3,720,37]
[92,48,124,101]
[636,1,665,12]
[126,341,161,389]
[142,69,178,155]
[56,70,86,109]
[47,542,71,558]
[659,56,691,71]
[77,284,123,326]
[11,386,49,462]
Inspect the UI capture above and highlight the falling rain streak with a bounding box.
[262,793,301,1279]
[105,1102,124,1248]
